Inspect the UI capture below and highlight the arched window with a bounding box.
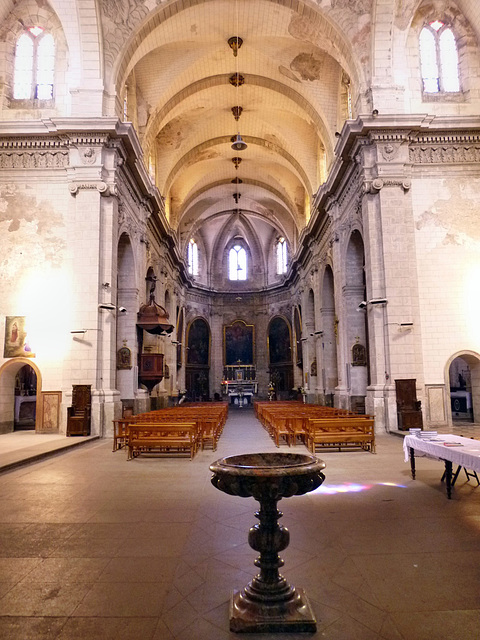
[187,239,198,276]
[14,27,55,100]
[229,244,247,280]
[276,237,288,275]
[419,21,460,94]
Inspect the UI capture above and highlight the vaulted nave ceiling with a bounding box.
[117,0,360,275]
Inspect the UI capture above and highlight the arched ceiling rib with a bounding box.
[109,0,361,289]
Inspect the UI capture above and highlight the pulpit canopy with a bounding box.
[137,299,174,335]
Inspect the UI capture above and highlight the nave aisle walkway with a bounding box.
[0,407,479,639]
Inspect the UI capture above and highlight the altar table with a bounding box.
[403,434,480,499]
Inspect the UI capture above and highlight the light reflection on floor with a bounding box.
[312,481,407,495]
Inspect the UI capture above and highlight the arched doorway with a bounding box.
[186,318,210,401]
[14,365,37,429]
[448,353,479,423]
[0,359,42,433]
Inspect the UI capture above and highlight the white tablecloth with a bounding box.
[403,434,480,472]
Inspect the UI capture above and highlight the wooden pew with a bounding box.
[305,418,375,453]
[127,422,199,460]
[114,402,228,454]
[112,417,133,451]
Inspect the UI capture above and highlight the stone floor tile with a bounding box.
[0,615,66,639]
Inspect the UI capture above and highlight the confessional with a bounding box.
[66,384,91,436]
[395,379,423,430]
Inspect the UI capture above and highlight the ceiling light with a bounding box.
[232,157,242,169]
[231,133,247,151]
[231,106,243,121]
[228,36,243,57]
[229,73,244,87]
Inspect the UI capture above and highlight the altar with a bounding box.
[222,365,257,406]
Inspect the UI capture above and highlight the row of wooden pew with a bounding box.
[254,401,376,454]
[112,403,229,460]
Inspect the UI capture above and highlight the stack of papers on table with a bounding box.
[418,431,438,440]
[409,428,422,437]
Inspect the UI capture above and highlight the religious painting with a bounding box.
[116,346,132,369]
[224,320,254,365]
[310,359,317,377]
[187,318,210,365]
[268,316,292,364]
[4,316,35,358]
[352,343,367,366]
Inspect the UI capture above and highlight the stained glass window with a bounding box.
[14,27,55,100]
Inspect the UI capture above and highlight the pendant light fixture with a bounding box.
[230,0,247,152]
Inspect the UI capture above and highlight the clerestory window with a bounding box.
[419,21,460,94]
[276,237,288,275]
[14,27,55,101]
[229,244,247,281]
[187,239,198,276]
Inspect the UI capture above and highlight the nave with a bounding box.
[0,409,479,639]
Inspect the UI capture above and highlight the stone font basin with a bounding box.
[210,452,326,633]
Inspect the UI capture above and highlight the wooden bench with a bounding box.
[127,422,199,460]
[306,418,375,454]
[114,403,228,455]
[112,417,133,451]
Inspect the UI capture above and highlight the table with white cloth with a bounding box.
[403,434,480,499]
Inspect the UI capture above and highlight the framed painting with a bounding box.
[224,320,254,365]
[4,316,35,358]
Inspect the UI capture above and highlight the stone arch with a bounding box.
[111,0,365,110]
[116,233,138,402]
[267,315,293,399]
[185,317,211,400]
[144,74,335,172]
[210,213,266,290]
[164,133,312,199]
[402,1,480,105]
[321,263,338,403]
[0,358,43,433]
[445,350,480,425]
[0,0,70,115]
[344,229,368,410]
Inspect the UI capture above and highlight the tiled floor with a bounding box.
[0,410,479,639]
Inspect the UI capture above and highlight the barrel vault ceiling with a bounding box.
[117,0,355,282]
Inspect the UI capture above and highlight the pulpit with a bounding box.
[66,385,91,436]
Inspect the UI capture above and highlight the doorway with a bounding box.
[449,355,475,422]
